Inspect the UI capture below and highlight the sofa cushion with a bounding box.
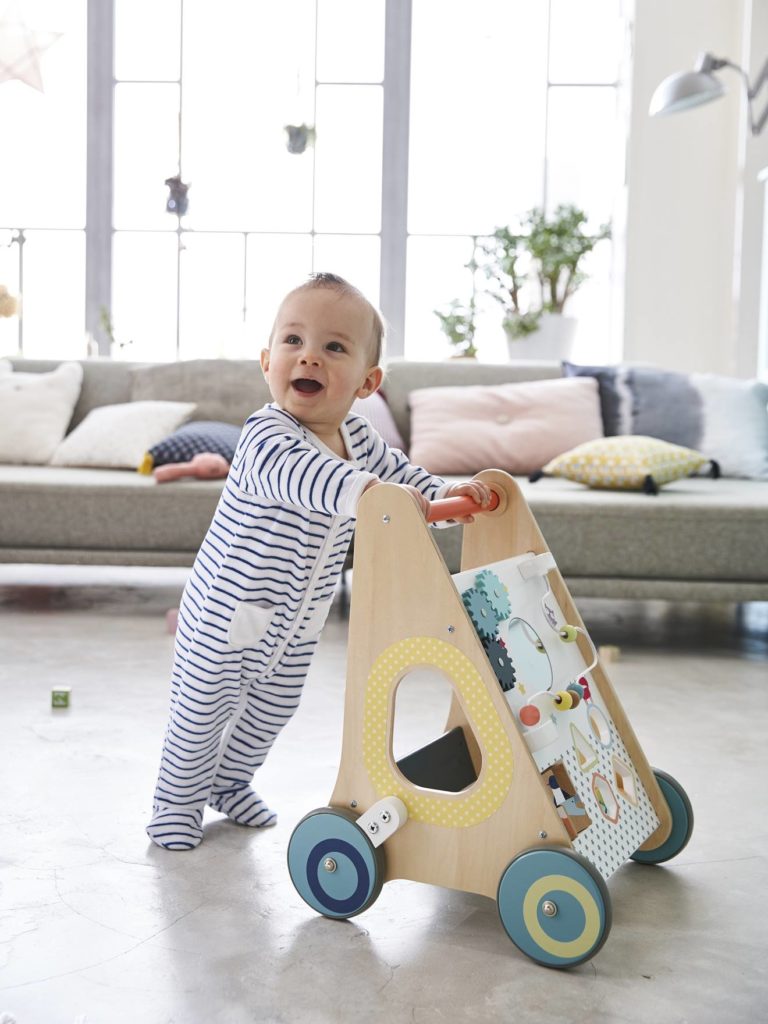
[382,360,564,450]
[433,475,768,586]
[0,361,83,464]
[50,401,196,469]
[130,359,270,426]
[408,376,602,475]
[0,465,224,557]
[563,362,768,479]
[350,391,405,450]
[540,435,712,493]
[140,420,243,473]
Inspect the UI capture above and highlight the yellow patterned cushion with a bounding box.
[541,435,712,493]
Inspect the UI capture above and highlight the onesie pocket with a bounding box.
[228,601,276,648]
[299,598,333,639]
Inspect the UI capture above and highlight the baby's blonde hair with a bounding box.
[280,272,385,366]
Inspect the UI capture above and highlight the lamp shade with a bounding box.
[649,70,726,117]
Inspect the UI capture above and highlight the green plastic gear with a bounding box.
[462,587,497,639]
[474,569,511,622]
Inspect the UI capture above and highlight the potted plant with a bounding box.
[434,296,479,359]
[476,204,610,359]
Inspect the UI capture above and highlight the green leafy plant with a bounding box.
[433,297,478,359]
[99,306,133,352]
[476,204,611,339]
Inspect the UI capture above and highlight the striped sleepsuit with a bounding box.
[147,402,451,850]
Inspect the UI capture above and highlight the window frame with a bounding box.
[7,0,626,361]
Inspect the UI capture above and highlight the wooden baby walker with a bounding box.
[287,470,694,968]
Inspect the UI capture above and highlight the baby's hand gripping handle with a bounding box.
[426,489,500,523]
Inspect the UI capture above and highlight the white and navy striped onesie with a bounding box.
[147,403,451,850]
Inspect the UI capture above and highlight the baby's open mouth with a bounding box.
[292,379,323,394]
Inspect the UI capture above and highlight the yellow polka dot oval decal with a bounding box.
[363,637,514,827]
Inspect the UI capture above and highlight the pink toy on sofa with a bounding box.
[153,452,230,483]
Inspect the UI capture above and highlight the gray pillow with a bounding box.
[563,362,768,479]
[130,359,270,427]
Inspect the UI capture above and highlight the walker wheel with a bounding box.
[287,807,386,919]
[630,769,694,864]
[497,847,611,968]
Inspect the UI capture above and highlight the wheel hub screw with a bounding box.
[541,900,558,917]
[368,822,379,834]
[538,830,548,839]
[380,810,391,823]
[382,514,391,524]
[448,625,456,633]
[323,858,337,873]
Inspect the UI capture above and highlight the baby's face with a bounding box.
[261,288,381,439]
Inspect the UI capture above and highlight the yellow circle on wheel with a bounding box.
[363,636,514,827]
[522,874,601,958]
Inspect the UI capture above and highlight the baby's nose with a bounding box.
[300,350,321,365]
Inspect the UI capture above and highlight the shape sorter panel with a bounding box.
[453,554,659,880]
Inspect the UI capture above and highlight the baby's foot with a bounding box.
[208,787,277,828]
[146,806,203,850]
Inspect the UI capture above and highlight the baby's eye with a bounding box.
[326,341,346,353]
[284,334,302,345]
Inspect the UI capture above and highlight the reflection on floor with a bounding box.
[0,565,765,1024]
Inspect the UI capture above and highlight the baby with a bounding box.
[147,272,491,849]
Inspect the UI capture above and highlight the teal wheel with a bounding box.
[287,807,385,919]
[631,769,693,864]
[497,847,611,968]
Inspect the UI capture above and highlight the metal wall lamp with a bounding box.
[649,52,768,135]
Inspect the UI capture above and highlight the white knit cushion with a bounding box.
[0,360,84,464]
[50,400,196,469]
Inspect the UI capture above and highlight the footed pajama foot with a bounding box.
[208,787,277,828]
[146,806,203,850]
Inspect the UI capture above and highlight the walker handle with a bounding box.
[426,489,500,523]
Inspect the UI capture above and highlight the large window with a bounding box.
[1,0,630,364]
[407,0,627,363]
[0,0,86,358]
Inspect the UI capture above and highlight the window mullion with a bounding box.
[85,0,115,356]
[380,0,412,357]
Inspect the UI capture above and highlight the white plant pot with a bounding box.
[505,313,577,362]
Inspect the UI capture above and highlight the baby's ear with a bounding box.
[357,365,383,398]
[259,348,270,374]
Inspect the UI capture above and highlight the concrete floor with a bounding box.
[0,565,766,1024]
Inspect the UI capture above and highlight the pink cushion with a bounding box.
[350,391,406,450]
[408,376,603,475]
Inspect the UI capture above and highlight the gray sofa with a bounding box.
[2,357,767,603]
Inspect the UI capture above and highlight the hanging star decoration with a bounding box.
[0,4,62,92]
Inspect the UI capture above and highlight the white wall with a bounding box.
[624,0,768,376]
[735,0,768,376]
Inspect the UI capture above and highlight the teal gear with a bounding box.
[462,587,497,640]
[474,569,511,622]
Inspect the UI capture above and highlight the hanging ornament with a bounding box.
[0,4,62,92]
[284,123,315,155]
[164,175,190,216]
